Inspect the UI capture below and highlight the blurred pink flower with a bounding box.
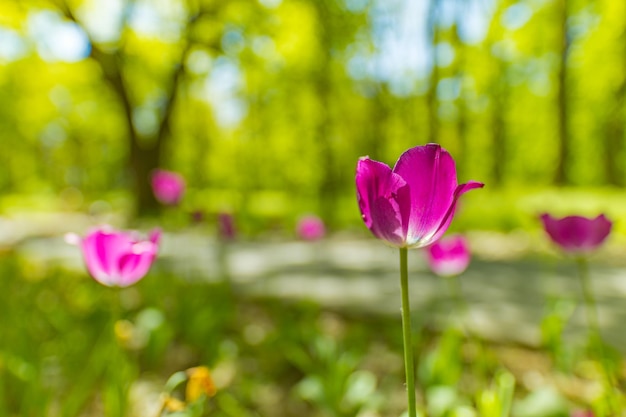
[218,212,237,241]
[296,215,326,241]
[570,411,594,417]
[151,169,185,206]
[67,226,161,287]
[426,235,471,277]
[356,144,483,248]
[541,214,611,254]
[190,210,205,224]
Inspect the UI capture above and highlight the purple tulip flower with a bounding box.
[296,215,326,241]
[356,144,483,248]
[67,226,161,287]
[191,210,205,224]
[426,235,471,277]
[151,169,185,206]
[541,214,612,254]
[218,212,237,241]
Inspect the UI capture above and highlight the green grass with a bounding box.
[1,247,623,417]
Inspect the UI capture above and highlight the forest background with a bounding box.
[1,0,626,234]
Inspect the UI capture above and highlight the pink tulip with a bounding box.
[296,215,326,241]
[67,226,161,287]
[541,214,611,254]
[570,411,594,417]
[191,210,205,224]
[218,212,237,241]
[426,235,471,277]
[356,144,483,248]
[151,169,185,206]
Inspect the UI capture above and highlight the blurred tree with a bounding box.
[51,0,225,215]
[602,2,626,186]
[310,0,371,227]
[312,0,337,226]
[555,0,572,185]
[490,51,510,187]
[4,0,626,228]
[452,0,468,177]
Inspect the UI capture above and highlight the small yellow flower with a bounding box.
[162,395,186,412]
[185,366,217,401]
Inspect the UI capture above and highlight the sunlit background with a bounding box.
[3,0,626,236]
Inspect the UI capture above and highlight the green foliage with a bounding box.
[1,247,625,416]
[540,298,577,371]
[1,0,626,225]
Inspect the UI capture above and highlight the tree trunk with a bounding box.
[604,6,626,186]
[555,0,571,185]
[98,49,163,217]
[452,2,467,176]
[313,0,337,228]
[491,60,508,187]
[368,84,389,158]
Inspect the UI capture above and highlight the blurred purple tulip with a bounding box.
[218,212,237,241]
[570,411,594,417]
[426,235,471,277]
[151,169,185,206]
[67,226,160,287]
[541,214,612,254]
[356,144,483,248]
[296,215,326,241]
[190,210,205,224]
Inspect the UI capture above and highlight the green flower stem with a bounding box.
[399,248,416,417]
[576,257,599,339]
[576,256,615,413]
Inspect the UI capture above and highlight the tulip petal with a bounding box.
[393,144,457,247]
[118,243,157,287]
[356,157,407,246]
[588,215,612,248]
[81,229,133,286]
[426,180,485,245]
[149,228,162,245]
